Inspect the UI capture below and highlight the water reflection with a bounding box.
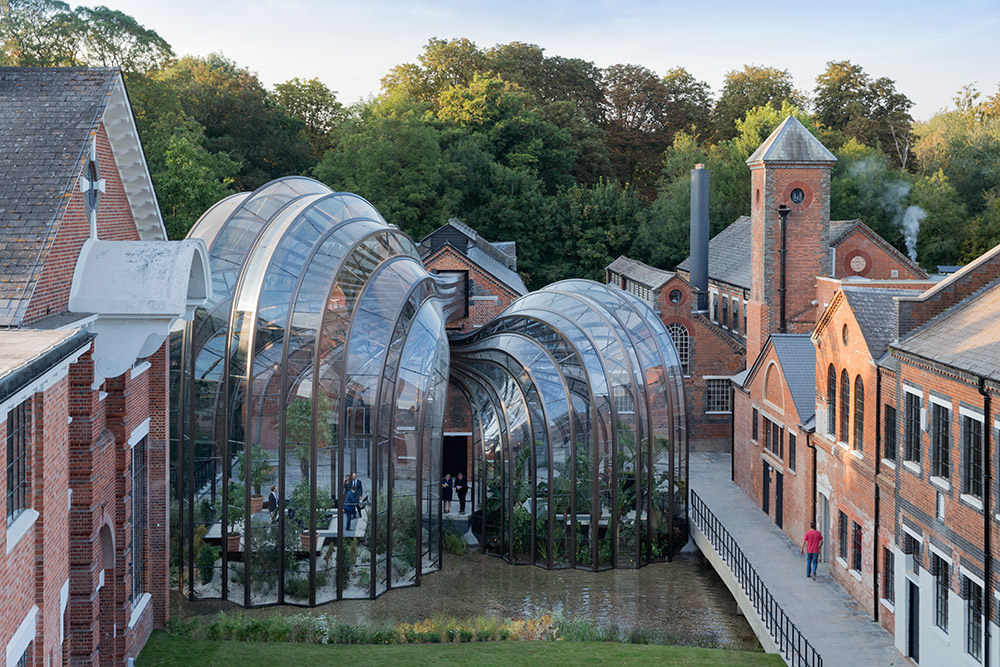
[179,551,760,651]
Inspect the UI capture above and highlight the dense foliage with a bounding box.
[4,1,999,282]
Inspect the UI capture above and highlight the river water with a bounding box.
[177,550,760,651]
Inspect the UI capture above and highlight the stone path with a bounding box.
[690,451,909,667]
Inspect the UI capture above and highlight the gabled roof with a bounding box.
[746,115,837,165]
[0,67,165,327]
[840,287,913,359]
[746,334,815,424]
[893,278,1000,381]
[769,334,817,423]
[421,218,527,296]
[677,215,752,289]
[828,220,928,278]
[606,256,673,290]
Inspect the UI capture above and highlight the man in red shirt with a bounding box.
[801,522,823,579]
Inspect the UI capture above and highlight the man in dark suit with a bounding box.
[349,473,364,516]
[266,485,279,519]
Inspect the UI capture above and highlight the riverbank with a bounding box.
[173,550,759,651]
[140,632,783,666]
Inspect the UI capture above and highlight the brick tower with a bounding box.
[745,116,836,363]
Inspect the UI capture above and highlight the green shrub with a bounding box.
[196,542,219,585]
[442,529,466,555]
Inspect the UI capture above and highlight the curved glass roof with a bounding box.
[172,178,456,606]
[170,179,688,607]
[450,280,688,569]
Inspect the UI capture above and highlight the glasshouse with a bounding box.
[450,280,688,569]
[171,177,687,607]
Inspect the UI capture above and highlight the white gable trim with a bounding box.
[101,73,166,241]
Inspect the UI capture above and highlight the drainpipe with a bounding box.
[806,431,817,522]
[730,383,736,482]
[873,369,883,622]
[979,376,992,667]
[777,205,791,334]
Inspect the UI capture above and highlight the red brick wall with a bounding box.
[423,246,521,331]
[24,123,142,325]
[733,345,815,545]
[832,229,925,280]
[813,292,882,616]
[747,163,832,361]
[655,276,745,450]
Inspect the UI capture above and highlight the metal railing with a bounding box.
[690,490,822,667]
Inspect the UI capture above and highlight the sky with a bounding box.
[111,0,1000,120]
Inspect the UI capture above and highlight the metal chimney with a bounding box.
[690,164,710,313]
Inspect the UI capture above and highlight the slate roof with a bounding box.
[769,334,816,423]
[606,256,673,290]
[465,245,528,295]
[840,287,914,359]
[677,216,752,289]
[0,67,118,326]
[894,278,1000,382]
[421,218,528,295]
[746,115,837,165]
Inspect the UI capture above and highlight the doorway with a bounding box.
[908,580,920,662]
[762,463,770,516]
[775,472,783,529]
[442,435,468,479]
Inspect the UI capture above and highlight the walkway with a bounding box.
[690,452,907,667]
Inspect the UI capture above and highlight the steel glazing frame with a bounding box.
[170,177,459,607]
[450,279,689,569]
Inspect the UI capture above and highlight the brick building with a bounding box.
[0,69,209,665]
[722,115,1000,664]
[420,218,527,333]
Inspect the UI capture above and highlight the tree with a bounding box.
[380,37,485,107]
[662,67,713,140]
[557,180,646,280]
[274,77,344,159]
[315,96,460,240]
[600,63,674,195]
[73,5,172,72]
[712,65,805,141]
[0,0,81,66]
[813,61,913,168]
[156,54,313,191]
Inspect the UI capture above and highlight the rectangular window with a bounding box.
[721,296,729,328]
[904,392,922,463]
[838,511,848,560]
[789,433,796,471]
[851,521,862,571]
[764,417,783,458]
[732,300,740,334]
[932,403,951,479]
[963,415,984,499]
[6,399,30,527]
[132,436,148,606]
[883,405,897,461]
[711,293,718,322]
[966,577,983,661]
[705,379,731,413]
[883,548,894,604]
[934,555,949,632]
[752,407,759,441]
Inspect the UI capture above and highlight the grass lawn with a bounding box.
[139,630,784,666]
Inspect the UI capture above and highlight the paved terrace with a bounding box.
[690,452,907,667]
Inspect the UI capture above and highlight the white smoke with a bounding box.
[848,159,926,263]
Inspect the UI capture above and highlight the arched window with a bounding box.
[854,376,865,452]
[666,323,690,376]
[840,369,850,443]
[826,365,836,437]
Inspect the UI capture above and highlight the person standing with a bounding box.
[266,485,279,518]
[454,472,468,514]
[349,472,364,516]
[801,521,823,579]
[344,487,358,531]
[441,473,453,514]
